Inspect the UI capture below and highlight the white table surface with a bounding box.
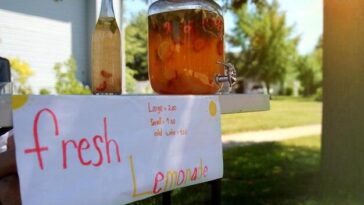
[0,94,270,128]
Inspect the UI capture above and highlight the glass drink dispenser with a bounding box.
[148,0,235,94]
[92,0,122,94]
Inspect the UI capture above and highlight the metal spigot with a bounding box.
[215,62,237,87]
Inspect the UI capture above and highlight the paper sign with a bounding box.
[13,95,223,205]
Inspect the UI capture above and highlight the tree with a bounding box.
[54,57,91,95]
[125,11,148,80]
[39,88,51,95]
[296,55,321,96]
[125,68,136,93]
[322,1,364,200]
[9,58,34,94]
[313,36,323,64]
[296,36,322,97]
[228,0,299,95]
[223,0,267,10]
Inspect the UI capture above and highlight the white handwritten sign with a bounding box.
[12,95,223,205]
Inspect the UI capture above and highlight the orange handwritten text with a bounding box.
[147,102,178,114]
[153,159,208,194]
[148,102,164,114]
[165,129,188,137]
[129,156,208,197]
[150,117,164,126]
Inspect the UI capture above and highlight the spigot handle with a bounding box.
[215,62,237,87]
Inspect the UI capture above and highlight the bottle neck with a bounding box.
[99,0,115,18]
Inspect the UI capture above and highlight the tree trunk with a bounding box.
[322,0,364,200]
[265,81,271,96]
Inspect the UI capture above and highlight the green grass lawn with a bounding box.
[132,135,363,204]
[132,136,322,205]
[220,135,321,205]
[221,97,322,134]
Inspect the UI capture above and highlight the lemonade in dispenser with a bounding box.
[148,0,236,94]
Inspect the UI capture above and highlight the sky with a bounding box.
[124,0,323,55]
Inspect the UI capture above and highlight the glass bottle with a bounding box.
[92,0,122,94]
[148,0,225,94]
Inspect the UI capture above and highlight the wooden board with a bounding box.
[0,94,270,128]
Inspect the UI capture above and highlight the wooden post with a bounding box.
[162,191,171,205]
[322,0,364,198]
[210,179,221,205]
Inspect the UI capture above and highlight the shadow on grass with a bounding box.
[221,142,321,205]
[130,141,321,205]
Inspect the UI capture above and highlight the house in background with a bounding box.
[0,0,123,93]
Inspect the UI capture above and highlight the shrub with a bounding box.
[54,57,91,95]
[9,58,34,94]
[314,87,322,101]
[39,88,51,95]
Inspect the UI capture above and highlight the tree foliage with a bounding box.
[54,57,91,95]
[9,58,34,94]
[125,67,136,93]
[223,0,267,10]
[125,11,148,80]
[228,0,299,94]
[296,36,322,97]
[39,88,51,95]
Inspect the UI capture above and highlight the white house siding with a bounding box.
[0,0,90,93]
